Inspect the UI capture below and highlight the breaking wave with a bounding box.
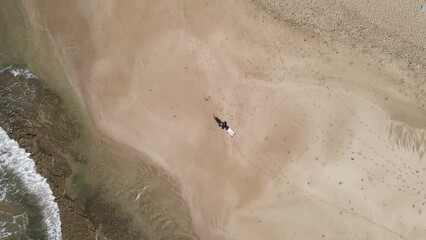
[0,127,62,240]
[0,65,38,79]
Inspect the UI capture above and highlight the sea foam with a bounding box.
[0,127,62,240]
[0,65,38,79]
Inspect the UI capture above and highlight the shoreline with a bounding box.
[0,68,196,239]
[0,71,95,239]
[0,127,61,239]
[15,0,426,239]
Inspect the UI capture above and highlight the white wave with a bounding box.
[0,65,37,79]
[0,180,7,201]
[0,127,62,240]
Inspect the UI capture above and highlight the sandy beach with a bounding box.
[19,0,426,239]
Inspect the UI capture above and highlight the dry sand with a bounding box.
[21,0,426,239]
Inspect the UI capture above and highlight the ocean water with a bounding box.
[0,67,62,239]
[0,127,61,240]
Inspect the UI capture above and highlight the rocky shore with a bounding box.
[0,71,145,239]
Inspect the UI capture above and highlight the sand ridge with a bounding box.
[21,0,426,239]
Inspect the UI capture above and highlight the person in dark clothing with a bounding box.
[212,114,235,137]
[213,114,229,130]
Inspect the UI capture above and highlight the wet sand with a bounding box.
[20,0,426,239]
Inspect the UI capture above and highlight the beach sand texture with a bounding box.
[21,0,426,239]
